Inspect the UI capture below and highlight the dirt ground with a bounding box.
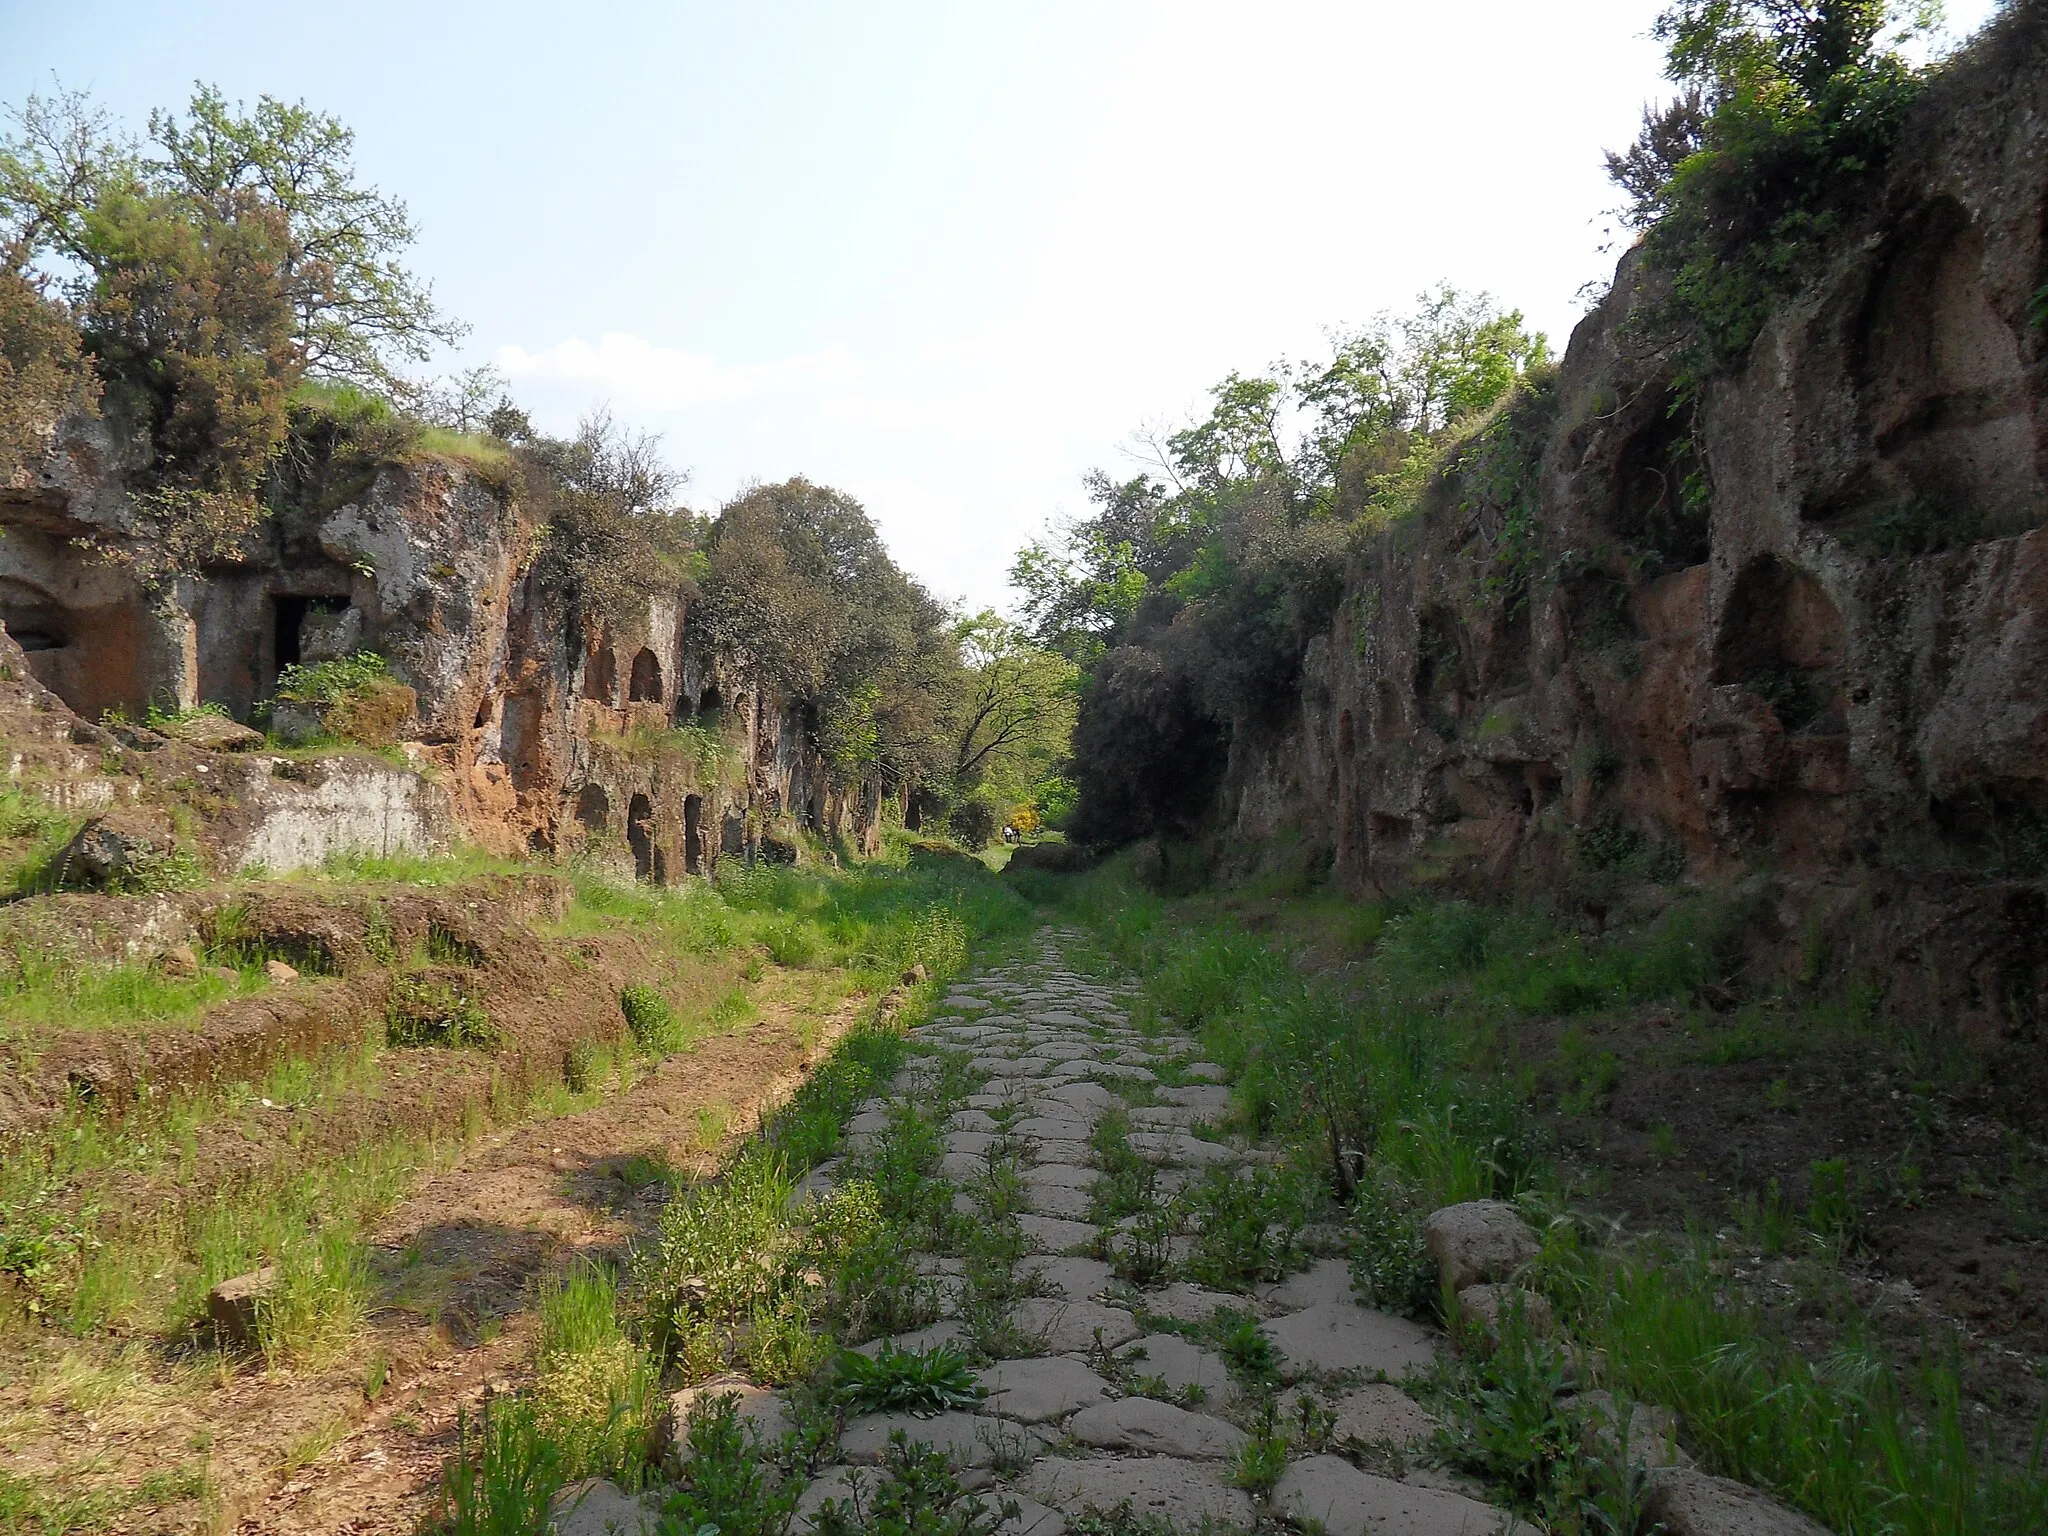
[0,932,877,1536]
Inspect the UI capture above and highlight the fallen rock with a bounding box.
[1067,1397,1247,1458]
[157,944,201,977]
[56,812,174,891]
[1330,1383,1439,1448]
[977,1356,1113,1421]
[1022,1455,1255,1528]
[1641,1468,1832,1535]
[1276,1454,1505,1536]
[1261,1301,1437,1379]
[264,959,300,984]
[162,712,265,752]
[1010,1298,1139,1354]
[1422,1201,1539,1294]
[1454,1283,1554,1347]
[207,1266,278,1347]
[550,1478,660,1536]
[1570,1391,1689,1471]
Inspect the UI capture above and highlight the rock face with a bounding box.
[0,438,891,878]
[1203,12,2048,1041]
[1423,1202,1540,1294]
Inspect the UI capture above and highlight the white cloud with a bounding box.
[493,332,857,413]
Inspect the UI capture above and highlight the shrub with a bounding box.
[621,983,682,1054]
[385,974,496,1048]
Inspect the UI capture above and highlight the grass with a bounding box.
[1023,853,2048,1536]
[0,948,267,1039]
[0,789,83,898]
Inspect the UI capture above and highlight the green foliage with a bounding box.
[621,983,683,1055]
[434,1399,570,1536]
[1178,1163,1313,1291]
[272,649,387,705]
[1348,1173,1438,1318]
[385,973,496,1048]
[809,1435,1011,1536]
[659,1394,800,1536]
[0,1170,100,1317]
[830,1344,981,1416]
[1015,289,1547,842]
[1611,1,1938,372]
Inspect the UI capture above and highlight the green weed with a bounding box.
[830,1343,980,1416]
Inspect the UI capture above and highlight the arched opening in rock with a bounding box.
[1714,557,1846,733]
[583,644,617,703]
[1611,394,1709,573]
[1415,607,1469,736]
[697,682,722,721]
[575,783,609,831]
[628,648,663,703]
[272,594,354,681]
[684,793,704,875]
[627,792,654,881]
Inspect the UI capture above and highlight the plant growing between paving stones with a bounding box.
[830,1343,980,1416]
[1178,1162,1314,1290]
[811,1434,1014,1536]
[658,1395,801,1536]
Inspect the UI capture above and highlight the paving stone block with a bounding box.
[1260,1256,1358,1311]
[1276,1455,1505,1536]
[1261,1301,1437,1379]
[1641,1468,1831,1535]
[1010,1298,1139,1353]
[1113,1333,1234,1399]
[1019,1255,1115,1299]
[977,1356,1114,1421]
[1016,1214,1097,1254]
[1067,1397,1247,1458]
[1021,1455,1255,1529]
[839,1410,1047,1468]
[1330,1383,1439,1447]
[1134,1280,1247,1324]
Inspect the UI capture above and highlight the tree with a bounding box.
[948,612,1078,802]
[526,411,696,623]
[0,81,463,574]
[0,268,96,485]
[1608,1,1939,366]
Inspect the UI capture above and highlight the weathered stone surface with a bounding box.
[1023,1162,1097,1190]
[840,1410,1046,1468]
[1276,1456,1504,1536]
[949,1110,1001,1133]
[1016,1214,1097,1254]
[207,1266,278,1347]
[1569,1391,1689,1470]
[1068,1397,1247,1458]
[550,1478,660,1536]
[1262,1256,1357,1311]
[795,1466,865,1532]
[1010,1298,1139,1354]
[1020,1255,1116,1299]
[1136,1280,1244,1323]
[264,958,299,984]
[1041,1081,1119,1115]
[1012,1116,1096,1143]
[986,1491,1066,1536]
[1454,1283,1554,1345]
[1114,1333,1233,1399]
[1261,1301,1437,1378]
[1022,1455,1255,1528]
[1158,1085,1234,1113]
[1423,1202,1540,1294]
[1023,1183,1095,1221]
[1330,1383,1439,1447]
[854,1320,965,1356]
[947,1131,1004,1158]
[1641,1469,1831,1535]
[978,1356,1114,1421]
[162,712,265,751]
[664,1377,792,1449]
[1125,1130,1235,1166]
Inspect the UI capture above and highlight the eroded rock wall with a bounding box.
[1217,9,2048,1038]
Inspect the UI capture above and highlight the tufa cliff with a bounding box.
[1214,9,2048,1042]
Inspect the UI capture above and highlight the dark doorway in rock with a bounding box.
[271,594,351,682]
[628,648,663,703]
[575,783,609,831]
[627,792,654,881]
[697,682,722,721]
[584,644,617,703]
[684,794,704,875]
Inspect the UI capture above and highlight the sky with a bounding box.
[0,1,2004,614]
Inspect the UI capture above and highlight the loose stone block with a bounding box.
[977,1356,1114,1421]
[1454,1283,1555,1346]
[1067,1397,1247,1458]
[1641,1468,1833,1535]
[1022,1455,1255,1529]
[1275,1455,1505,1536]
[206,1266,278,1347]
[1422,1201,1540,1294]
[1260,1301,1437,1379]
